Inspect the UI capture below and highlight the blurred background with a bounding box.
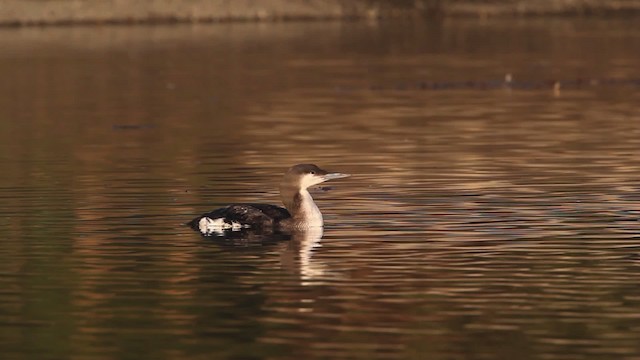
[3,0,640,25]
[1,1,640,360]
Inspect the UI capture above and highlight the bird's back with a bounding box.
[188,203,291,235]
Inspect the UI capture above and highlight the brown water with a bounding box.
[1,18,640,359]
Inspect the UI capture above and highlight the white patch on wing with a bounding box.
[198,217,225,235]
[231,222,244,231]
[198,217,249,235]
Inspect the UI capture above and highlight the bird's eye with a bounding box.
[310,171,315,175]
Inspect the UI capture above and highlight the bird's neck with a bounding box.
[281,187,323,228]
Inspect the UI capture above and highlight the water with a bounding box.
[1,18,640,359]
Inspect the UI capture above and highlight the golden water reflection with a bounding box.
[1,18,640,359]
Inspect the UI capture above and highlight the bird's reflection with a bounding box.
[279,227,325,282]
[205,227,292,246]
[202,226,327,283]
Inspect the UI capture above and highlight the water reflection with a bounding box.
[196,223,328,284]
[279,227,326,283]
[1,17,640,360]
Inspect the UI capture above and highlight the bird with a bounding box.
[188,164,350,236]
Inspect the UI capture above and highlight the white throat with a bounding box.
[297,189,323,228]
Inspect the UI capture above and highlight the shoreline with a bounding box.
[1,0,640,27]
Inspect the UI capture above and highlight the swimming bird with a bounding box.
[188,164,350,236]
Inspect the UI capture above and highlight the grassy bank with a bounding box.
[1,0,639,26]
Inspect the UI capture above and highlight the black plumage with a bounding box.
[187,203,291,232]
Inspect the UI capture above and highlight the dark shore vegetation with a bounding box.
[1,0,639,26]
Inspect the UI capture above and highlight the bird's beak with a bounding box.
[320,172,351,182]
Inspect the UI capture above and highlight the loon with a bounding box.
[188,164,350,236]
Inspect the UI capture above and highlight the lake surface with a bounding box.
[1,18,640,359]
